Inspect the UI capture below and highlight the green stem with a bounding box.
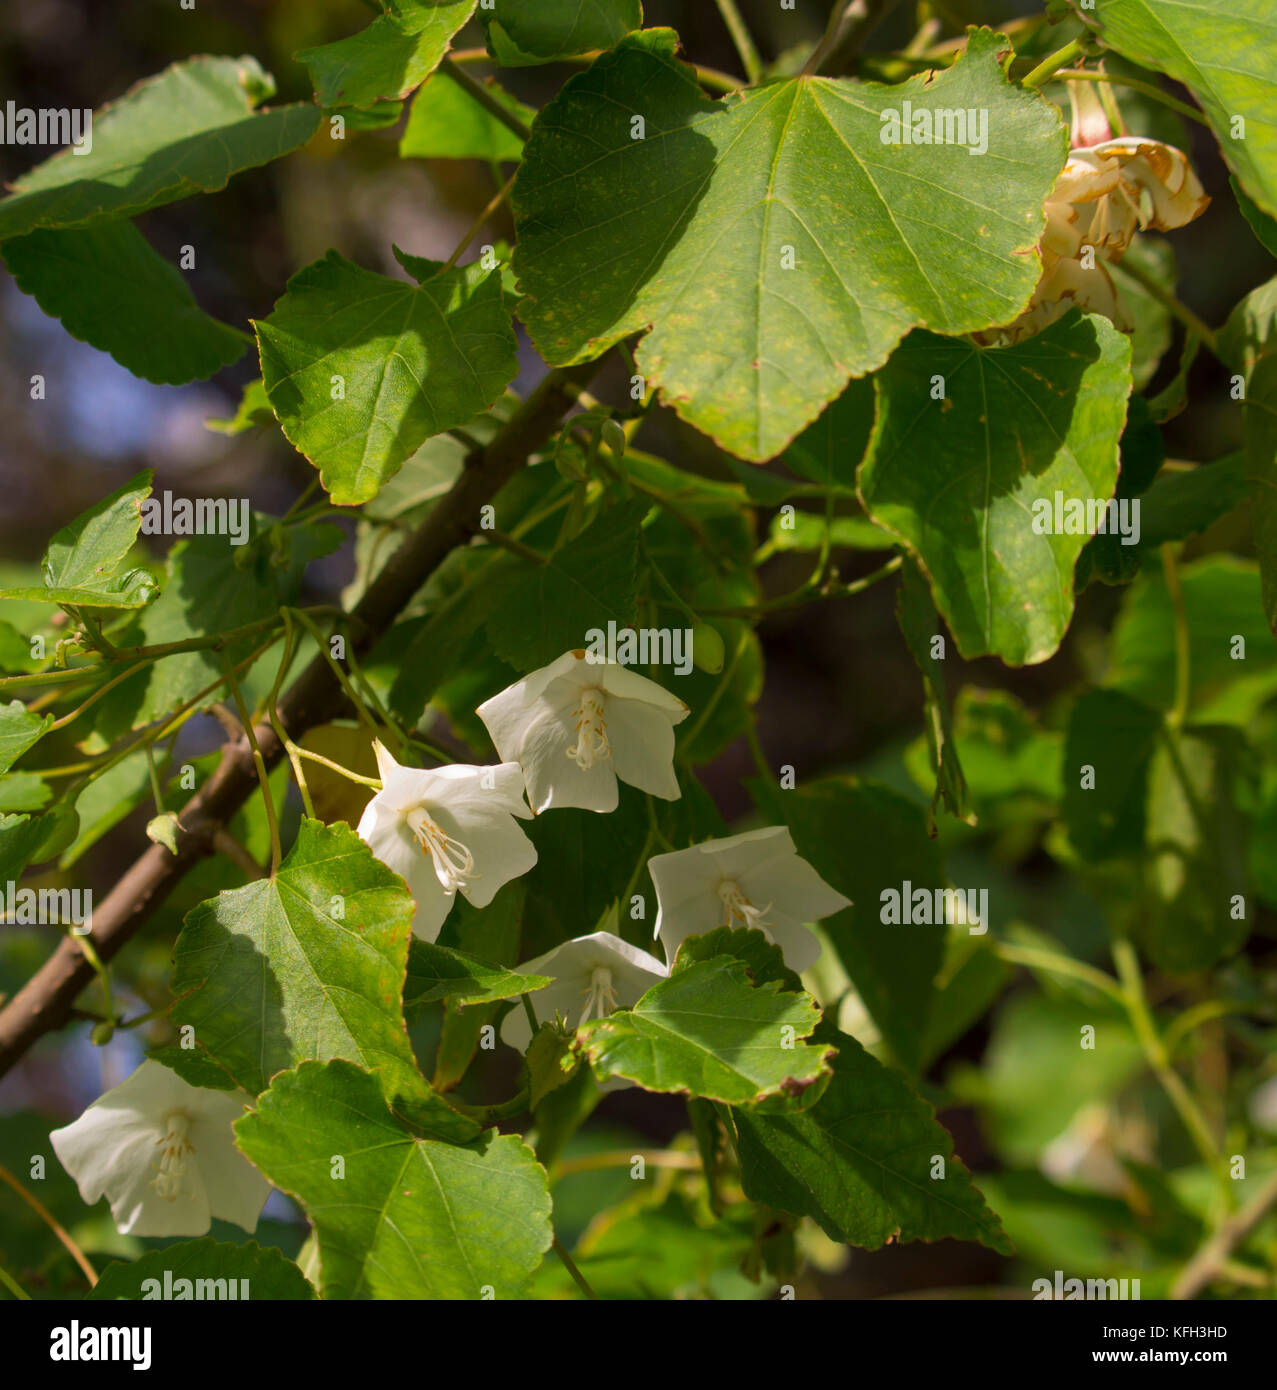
[0,1260,30,1300]
[294,747,383,790]
[552,1236,598,1299]
[1022,39,1085,90]
[221,653,282,876]
[993,942,1126,1005]
[1052,69,1210,128]
[1113,256,1220,358]
[439,56,532,142]
[74,931,115,1029]
[1112,938,1222,1177]
[714,0,763,83]
[1161,545,1192,730]
[521,993,540,1037]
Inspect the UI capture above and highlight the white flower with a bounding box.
[499,931,668,1053]
[49,1060,269,1238]
[357,741,536,941]
[476,650,690,814]
[649,827,851,973]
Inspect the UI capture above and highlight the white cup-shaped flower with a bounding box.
[49,1060,269,1238]
[357,741,537,941]
[499,931,668,1053]
[649,826,851,973]
[476,650,690,813]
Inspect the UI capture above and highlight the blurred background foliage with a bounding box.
[0,0,1274,1300]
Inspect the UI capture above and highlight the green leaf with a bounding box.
[524,1022,578,1108]
[235,1059,554,1299]
[574,955,833,1105]
[1233,174,1277,257]
[781,377,875,492]
[0,814,46,881]
[756,776,944,1075]
[1063,689,1164,860]
[1141,725,1256,973]
[533,1187,757,1300]
[671,926,804,995]
[1137,454,1249,550]
[1220,274,1277,378]
[2,223,248,385]
[731,1026,1011,1253]
[298,1,477,109]
[513,28,1065,460]
[767,510,894,553]
[488,0,642,59]
[0,702,52,774]
[172,819,429,1109]
[88,1238,314,1301]
[858,311,1133,664]
[0,56,320,239]
[1245,353,1277,631]
[2,469,160,611]
[256,251,518,506]
[1109,556,1277,723]
[85,528,301,740]
[486,498,645,669]
[401,71,535,161]
[1085,0,1277,217]
[404,939,551,1015]
[206,379,276,436]
[897,559,971,829]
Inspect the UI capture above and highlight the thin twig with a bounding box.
[0,1161,97,1287]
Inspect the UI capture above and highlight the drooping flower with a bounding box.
[476,650,690,814]
[357,741,536,941]
[49,1060,269,1238]
[648,827,851,973]
[995,127,1209,345]
[498,931,668,1053]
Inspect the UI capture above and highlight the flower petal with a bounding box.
[606,698,681,800]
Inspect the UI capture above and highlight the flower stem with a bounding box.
[1022,39,1085,90]
[1052,69,1209,128]
[551,1235,598,1299]
[714,0,763,84]
[1112,255,1220,358]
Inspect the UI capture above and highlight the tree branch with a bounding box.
[0,363,597,1080]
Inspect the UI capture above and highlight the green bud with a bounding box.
[601,418,627,461]
[90,1021,115,1046]
[146,812,182,856]
[692,622,725,674]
